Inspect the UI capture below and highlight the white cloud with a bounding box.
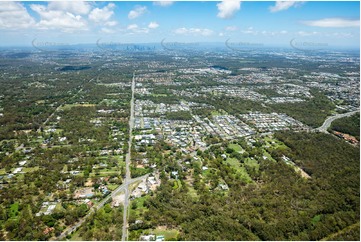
[101,27,116,34]
[48,1,91,15]
[126,24,149,34]
[127,24,138,30]
[30,4,87,32]
[89,3,115,23]
[269,1,303,13]
[128,6,147,19]
[0,2,36,29]
[297,31,319,36]
[302,18,360,28]
[217,0,241,19]
[104,21,118,27]
[153,1,174,7]
[241,26,258,35]
[174,27,214,36]
[225,26,238,31]
[148,22,159,29]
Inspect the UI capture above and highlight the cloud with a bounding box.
[269,1,303,13]
[225,26,238,31]
[127,24,138,30]
[302,18,360,28]
[153,1,174,7]
[0,2,36,29]
[89,3,115,23]
[30,4,87,32]
[297,31,319,36]
[148,22,159,29]
[101,27,116,34]
[104,21,118,27]
[126,24,149,34]
[174,27,214,36]
[217,0,241,19]
[128,6,147,19]
[241,27,258,35]
[48,1,91,15]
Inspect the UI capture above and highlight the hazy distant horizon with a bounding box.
[0,1,359,49]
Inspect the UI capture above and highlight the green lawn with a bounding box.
[264,136,288,150]
[262,150,276,162]
[173,180,182,190]
[151,228,179,240]
[225,157,240,168]
[211,110,221,116]
[23,167,40,172]
[131,195,150,216]
[237,167,253,183]
[244,158,259,170]
[225,157,253,183]
[107,184,119,191]
[9,202,19,217]
[228,143,243,152]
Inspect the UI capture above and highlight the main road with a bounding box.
[57,72,139,241]
[122,72,136,241]
[316,110,359,133]
[56,174,148,241]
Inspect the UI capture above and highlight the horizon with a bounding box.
[0,1,360,49]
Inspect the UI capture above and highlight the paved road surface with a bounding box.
[122,72,136,241]
[56,174,148,241]
[317,110,359,133]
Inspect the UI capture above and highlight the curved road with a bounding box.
[317,110,359,133]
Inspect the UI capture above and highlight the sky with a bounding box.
[0,1,359,49]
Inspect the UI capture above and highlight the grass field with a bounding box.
[264,136,288,150]
[262,150,276,162]
[151,227,179,240]
[131,195,150,217]
[173,180,182,190]
[226,157,240,168]
[237,167,253,183]
[228,143,243,152]
[244,158,259,170]
[107,184,118,191]
[9,202,19,217]
[23,167,40,172]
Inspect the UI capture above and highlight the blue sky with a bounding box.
[0,1,359,48]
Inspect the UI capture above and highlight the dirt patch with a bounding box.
[84,178,94,187]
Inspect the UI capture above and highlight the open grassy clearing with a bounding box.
[228,143,243,152]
